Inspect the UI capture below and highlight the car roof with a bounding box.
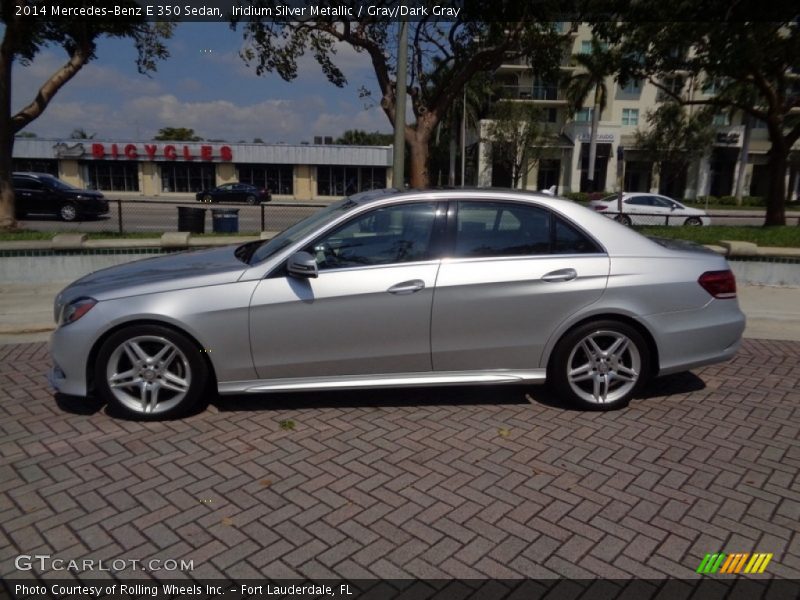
[13,172,57,179]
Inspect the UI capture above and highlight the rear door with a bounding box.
[431,200,610,371]
[13,176,47,214]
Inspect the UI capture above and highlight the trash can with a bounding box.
[177,206,206,234]
[211,208,239,233]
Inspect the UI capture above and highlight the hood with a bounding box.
[56,245,248,308]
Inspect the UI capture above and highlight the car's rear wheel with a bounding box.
[246,194,257,205]
[549,320,650,410]
[95,324,208,420]
[59,203,78,221]
[614,214,632,226]
[684,217,703,226]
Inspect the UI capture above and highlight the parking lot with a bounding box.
[1,339,799,582]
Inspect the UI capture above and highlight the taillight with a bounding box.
[593,205,608,211]
[698,270,737,299]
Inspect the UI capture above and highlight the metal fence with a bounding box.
[17,198,797,234]
[19,199,330,235]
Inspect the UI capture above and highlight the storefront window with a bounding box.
[84,161,139,191]
[317,166,387,196]
[13,159,58,176]
[160,163,214,193]
[237,164,294,195]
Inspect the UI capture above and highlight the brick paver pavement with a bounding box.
[1,340,799,581]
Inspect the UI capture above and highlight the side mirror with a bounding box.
[287,251,318,279]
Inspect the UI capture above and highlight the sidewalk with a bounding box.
[1,281,799,345]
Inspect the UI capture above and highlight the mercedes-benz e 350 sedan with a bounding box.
[49,189,745,419]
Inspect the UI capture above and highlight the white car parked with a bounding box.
[589,193,711,226]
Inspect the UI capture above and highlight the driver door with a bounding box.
[248,202,443,380]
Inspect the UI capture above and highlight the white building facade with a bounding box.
[478,23,800,201]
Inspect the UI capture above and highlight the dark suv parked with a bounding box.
[13,172,109,221]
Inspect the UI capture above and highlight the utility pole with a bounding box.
[392,20,408,190]
[460,87,467,186]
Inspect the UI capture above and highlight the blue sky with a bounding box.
[11,23,391,143]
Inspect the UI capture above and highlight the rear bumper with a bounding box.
[643,298,746,376]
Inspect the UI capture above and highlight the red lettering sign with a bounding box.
[220,145,233,161]
[182,145,194,160]
[200,145,213,161]
[91,143,105,158]
[111,144,119,159]
[124,144,138,159]
[164,145,177,160]
[85,142,233,161]
[144,144,157,160]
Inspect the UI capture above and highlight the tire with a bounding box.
[246,194,257,205]
[614,214,632,226]
[548,320,650,410]
[203,194,213,203]
[95,324,209,420]
[59,203,78,222]
[684,217,703,226]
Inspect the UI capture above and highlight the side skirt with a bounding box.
[217,369,547,394]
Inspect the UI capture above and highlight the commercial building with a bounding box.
[12,138,394,201]
[478,23,800,200]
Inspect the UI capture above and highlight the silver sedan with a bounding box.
[49,189,745,419]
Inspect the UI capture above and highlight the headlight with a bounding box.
[60,297,97,326]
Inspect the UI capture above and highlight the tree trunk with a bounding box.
[0,48,16,231]
[764,143,787,226]
[408,127,433,188]
[448,111,457,187]
[587,85,601,192]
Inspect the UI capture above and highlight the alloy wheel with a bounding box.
[566,329,641,404]
[60,204,77,221]
[106,335,191,415]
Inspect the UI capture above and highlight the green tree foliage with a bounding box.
[335,129,393,145]
[482,102,552,189]
[635,102,715,192]
[233,4,569,187]
[153,127,204,141]
[593,12,800,225]
[0,3,173,229]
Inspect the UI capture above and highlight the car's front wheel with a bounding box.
[246,194,257,205]
[59,203,78,221]
[95,324,208,420]
[684,217,703,226]
[549,320,650,410]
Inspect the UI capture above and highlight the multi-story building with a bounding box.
[478,23,800,201]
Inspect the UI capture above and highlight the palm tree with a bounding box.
[563,39,616,192]
[69,128,95,139]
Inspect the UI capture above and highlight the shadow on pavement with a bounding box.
[55,392,105,415]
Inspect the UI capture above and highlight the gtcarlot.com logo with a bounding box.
[15,554,194,572]
[696,552,773,574]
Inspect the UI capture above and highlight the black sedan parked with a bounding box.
[13,172,108,222]
[196,183,271,204]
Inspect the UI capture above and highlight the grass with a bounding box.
[636,226,800,247]
[1,227,798,248]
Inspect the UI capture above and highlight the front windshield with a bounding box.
[248,197,357,264]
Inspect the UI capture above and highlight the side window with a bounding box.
[455,201,550,258]
[554,217,602,254]
[13,178,42,190]
[626,195,653,206]
[309,202,437,270]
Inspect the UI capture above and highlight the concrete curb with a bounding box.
[0,232,279,251]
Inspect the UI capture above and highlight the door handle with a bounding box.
[387,279,425,295]
[541,268,577,282]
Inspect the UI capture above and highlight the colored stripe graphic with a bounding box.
[697,553,773,574]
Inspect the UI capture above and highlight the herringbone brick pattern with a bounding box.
[1,340,799,580]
